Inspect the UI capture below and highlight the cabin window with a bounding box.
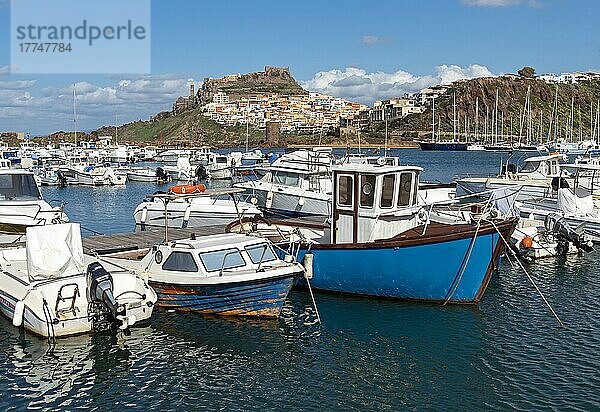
[398,173,413,206]
[360,175,376,207]
[412,172,420,205]
[162,251,198,272]
[245,243,277,264]
[273,171,300,187]
[550,161,558,175]
[380,174,396,208]
[199,248,246,272]
[521,161,539,173]
[338,175,353,206]
[0,174,41,200]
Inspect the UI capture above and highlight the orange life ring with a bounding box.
[169,184,206,195]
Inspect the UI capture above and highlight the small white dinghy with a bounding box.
[0,223,157,339]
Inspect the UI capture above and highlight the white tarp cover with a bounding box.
[490,187,520,217]
[557,188,594,216]
[26,223,85,280]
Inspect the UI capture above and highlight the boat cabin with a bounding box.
[516,153,566,179]
[332,163,422,244]
[141,233,286,279]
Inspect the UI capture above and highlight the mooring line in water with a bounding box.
[488,219,564,327]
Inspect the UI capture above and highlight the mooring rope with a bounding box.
[487,219,564,327]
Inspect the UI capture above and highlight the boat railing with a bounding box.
[219,249,242,277]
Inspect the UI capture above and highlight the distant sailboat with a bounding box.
[418,92,468,151]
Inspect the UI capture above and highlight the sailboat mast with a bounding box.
[115,111,118,146]
[475,96,479,142]
[453,92,456,141]
[494,89,499,145]
[73,84,77,147]
[432,96,436,142]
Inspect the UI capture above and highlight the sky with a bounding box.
[0,0,599,135]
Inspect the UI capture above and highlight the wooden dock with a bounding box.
[82,225,227,255]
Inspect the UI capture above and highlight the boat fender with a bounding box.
[303,252,314,279]
[141,207,148,224]
[298,197,305,207]
[266,191,274,209]
[140,272,150,282]
[182,205,192,228]
[12,300,24,327]
[521,236,534,249]
[250,196,258,205]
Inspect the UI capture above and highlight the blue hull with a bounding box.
[297,222,513,303]
[418,142,468,151]
[150,274,298,317]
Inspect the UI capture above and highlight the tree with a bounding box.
[518,66,536,78]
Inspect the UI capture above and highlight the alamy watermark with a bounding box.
[10,0,151,74]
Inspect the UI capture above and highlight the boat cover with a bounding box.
[557,188,594,216]
[26,223,85,280]
[490,187,520,217]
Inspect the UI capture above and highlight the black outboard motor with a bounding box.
[195,164,209,180]
[56,169,68,187]
[544,213,593,254]
[155,166,167,179]
[86,262,129,333]
[551,177,570,192]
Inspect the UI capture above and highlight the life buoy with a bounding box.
[169,184,206,195]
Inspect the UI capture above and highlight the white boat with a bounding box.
[0,223,157,338]
[133,188,262,230]
[163,156,209,182]
[74,165,126,186]
[126,167,171,183]
[456,153,568,201]
[104,232,303,317]
[205,153,233,180]
[0,168,68,243]
[234,148,336,218]
[156,149,192,166]
[517,164,600,242]
[467,144,486,151]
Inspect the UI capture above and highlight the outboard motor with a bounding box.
[544,213,593,254]
[56,169,68,187]
[195,164,209,180]
[551,177,570,192]
[155,167,169,181]
[86,262,132,334]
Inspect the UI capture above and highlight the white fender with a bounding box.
[140,207,148,223]
[266,191,274,209]
[303,252,314,279]
[298,197,305,207]
[12,300,24,327]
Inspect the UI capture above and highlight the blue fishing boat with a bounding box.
[417,141,469,151]
[106,233,303,317]
[230,162,516,303]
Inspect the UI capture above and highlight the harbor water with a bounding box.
[0,149,598,410]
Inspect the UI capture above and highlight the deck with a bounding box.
[82,225,227,255]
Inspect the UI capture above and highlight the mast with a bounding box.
[453,92,457,141]
[475,96,479,142]
[73,84,77,148]
[494,88,499,145]
[432,96,436,142]
[115,111,118,146]
[384,106,388,156]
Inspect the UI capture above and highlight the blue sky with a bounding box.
[0,0,599,135]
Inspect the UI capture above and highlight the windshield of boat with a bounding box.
[199,248,246,272]
[273,171,301,187]
[0,174,41,200]
[245,243,277,264]
[521,161,540,173]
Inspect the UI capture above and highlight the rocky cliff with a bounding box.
[198,66,307,104]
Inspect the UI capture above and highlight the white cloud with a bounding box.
[0,75,192,135]
[301,64,494,104]
[0,80,37,90]
[461,0,521,6]
[360,35,388,45]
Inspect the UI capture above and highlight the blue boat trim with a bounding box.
[149,272,301,317]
